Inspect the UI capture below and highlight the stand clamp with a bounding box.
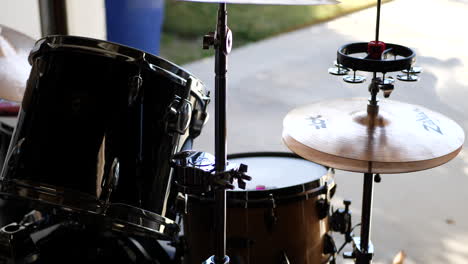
[330,199,353,243]
[171,150,251,194]
[343,237,375,264]
[0,210,47,263]
[203,26,232,55]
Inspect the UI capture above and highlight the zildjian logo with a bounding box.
[414,108,443,135]
[307,115,327,129]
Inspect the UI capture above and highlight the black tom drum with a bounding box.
[0,36,210,239]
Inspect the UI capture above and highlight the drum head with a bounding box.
[228,152,328,192]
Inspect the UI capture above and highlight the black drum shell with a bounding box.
[0,36,209,229]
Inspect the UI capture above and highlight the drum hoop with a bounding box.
[0,179,178,239]
[28,36,204,90]
[1,179,102,214]
[191,152,334,206]
[105,203,179,240]
[189,179,335,208]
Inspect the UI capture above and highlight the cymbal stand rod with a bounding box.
[360,173,374,253]
[357,173,375,264]
[367,78,379,116]
[375,0,382,42]
[211,3,231,264]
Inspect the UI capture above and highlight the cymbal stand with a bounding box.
[352,173,377,264]
[343,79,382,264]
[202,3,233,264]
[330,1,421,262]
[359,6,382,258]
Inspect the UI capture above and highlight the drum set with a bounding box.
[0,0,464,263]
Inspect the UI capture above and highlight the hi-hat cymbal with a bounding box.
[0,25,35,102]
[283,98,465,174]
[178,0,338,5]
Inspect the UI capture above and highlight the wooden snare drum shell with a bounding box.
[183,168,333,264]
[184,194,330,264]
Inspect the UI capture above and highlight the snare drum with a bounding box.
[183,152,335,264]
[0,36,210,239]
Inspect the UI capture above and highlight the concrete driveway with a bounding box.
[184,0,468,263]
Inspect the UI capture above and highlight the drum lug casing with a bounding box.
[190,109,208,138]
[316,198,330,220]
[315,170,337,220]
[164,96,193,135]
[189,77,210,138]
[315,181,333,220]
[323,233,337,255]
[264,194,277,232]
[175,193,188,215]
[100,158,120,207]
[128,74,143,106]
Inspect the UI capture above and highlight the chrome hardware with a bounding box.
[165,96,193,135]
[203,255,230,264]
[176,193,189,215]
[328,66,350,76]
[203,32,216,50]
[171,151,251,193]
[330,199,352,238]
[402,66,422,74]
[128,74,143,106]
[264,194,277,232]
[397,72,419,81]
[329,61,350,76]
[281,252,291,264]
[1,138,26,179]
[101,158,120,206]
[379,77,395,98]
[343,71,366,83]
[0,210,46,263]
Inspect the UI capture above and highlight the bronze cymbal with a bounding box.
[282,98,465,174]
[177,0,338,5]
[0,25,35,102]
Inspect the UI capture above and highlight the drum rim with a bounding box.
[0,179,178,239]
[193,152,334,205]
[28,35,202,88]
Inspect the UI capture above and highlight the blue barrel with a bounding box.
[105,0,164,55]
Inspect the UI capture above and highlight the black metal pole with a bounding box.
[360,173,374,258]
[375,0,381,42]
[38,0,69,36]
[214,3,228,264]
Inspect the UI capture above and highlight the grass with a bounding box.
[161,0,390,65]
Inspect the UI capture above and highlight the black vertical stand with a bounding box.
[357,2,381,258]
[38,0,69,36]
[214,3,229,264]
[203,3,233,264]
[355,173,375,264]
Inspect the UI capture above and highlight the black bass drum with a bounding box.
[0,36,210,239]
